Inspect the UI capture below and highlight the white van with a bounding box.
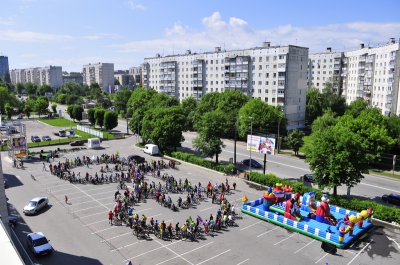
[143,144,160,155]
[87,138,101,149]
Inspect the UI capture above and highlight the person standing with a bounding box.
[108,210,114,225]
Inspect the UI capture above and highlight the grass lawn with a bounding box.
[369,169,400,180]
[38,118,78,127]
[27,129,96,148]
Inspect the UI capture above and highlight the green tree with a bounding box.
[181,97,197,131]
[311,110,337,133]
[35,97,49,117]
[37,84,53,96]
[127,88,157,134]
[193,110,227,163]
[114,87,132,113]
[25,83,37,95]
[16,83,25,94]
[345,98,369,117]
[286,129,305,156]
[67,105,75,120]
[5,103,13,120]
[87,108,96,126]
[141,106,186,151]
[104,110,118,131]
[89,83,103,100]
[193,92,221,127]
[72,105,84,122]
[94,108,106,128]
[51,103,57,114]
[0,86,18,113]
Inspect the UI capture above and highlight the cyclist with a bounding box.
[141,214,147,227]
[181,223,187,238]
[167,223,173,238]
[175,222,180,236]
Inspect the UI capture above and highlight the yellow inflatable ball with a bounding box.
[349,215,357,223]
[360,210,368,220]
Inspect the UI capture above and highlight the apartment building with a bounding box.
[143,43,309,130]
[308,48,344,94]
[62,72,83,84]
[114,70,134,88]
[343,39,400,115]
[0,56,9,80]
[129,66,142,87]
[82,63,114,92]
[10,65,62,88]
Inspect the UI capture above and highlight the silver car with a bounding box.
[23,197,49,215]
[27,232,53,256]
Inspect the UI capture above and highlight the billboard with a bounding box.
[247,135,276,155]
[12,137,27,150]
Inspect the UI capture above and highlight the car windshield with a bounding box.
[33,237,48,246]
[28,201,38,207]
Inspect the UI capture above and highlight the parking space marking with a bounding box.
[71,197,110,206]
[85,219,109,226]
[72,202,115,213]
[91,225,120,234]
[111,241,139,252]
[314,253,328,264]
[240,221,262,231]
[195,249,231,265]
[79,211,107,219]
[274,233,296,245]
[294,239,315,254]
[257,227,279,238]
[102,232,132,242]
[126,239,183,260]
[200,205,217,212]
[155,241,214,265]
[347,241,372,265]
[152,238,194,265]
[236,258,250,265]
[71,184,110,210]
[68,188,114,198]
[49,186,77,193]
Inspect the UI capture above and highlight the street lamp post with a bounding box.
[249,116,253,173]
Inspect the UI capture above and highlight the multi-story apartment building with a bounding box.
[343,39,400,115]
[308,48,344,94]
[62,72,83,84]
[0,56,9,80]
[82,63,114,92]
[129,66,142,87]
[114,70,134,88]
[10,65,62,88]
[143,43,309,130]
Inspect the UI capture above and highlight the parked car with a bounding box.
[300,173,316,183]
[242,159,263,169]
[42,136,51,141]
[26,232,53,256]
[143,144,160,155]
[127,155,146,164]
[31,136,41,142]
[70,140,85,146]
[23,197,49,215]
[58,130,67,137]
[382,193,400,206]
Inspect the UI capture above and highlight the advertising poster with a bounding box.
[12,137,27,150]
[247,135,275,155]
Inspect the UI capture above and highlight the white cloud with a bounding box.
[0,30,73,42]
[0,17,15,26]
[165,22,186,36]
[128,0,146,11]
[229,17,248,27]
[202,12,226,31]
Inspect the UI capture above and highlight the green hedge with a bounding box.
[170,151,235,173]
[248,172,400,224]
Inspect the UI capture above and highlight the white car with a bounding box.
[23,197,49,215]
[27,232,53,256]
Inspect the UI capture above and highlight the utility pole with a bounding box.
[234,117,238,164]
[249,116,253,173]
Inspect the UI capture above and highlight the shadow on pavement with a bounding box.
[3,173,24,189]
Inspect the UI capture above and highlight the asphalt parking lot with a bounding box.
[3,136,400,265]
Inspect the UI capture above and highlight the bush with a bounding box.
[171,151,235,174]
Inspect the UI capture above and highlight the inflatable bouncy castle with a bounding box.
[241,188,373,248]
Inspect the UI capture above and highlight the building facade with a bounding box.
[129,66,142,87]
[342,39,400,115]
[9,65,62,88]
[62,72,83,84]
[114,70,134,88]
[308,48,344,94]
[82,63,114,92]
[143,43,309,130]
[0,56,9,81]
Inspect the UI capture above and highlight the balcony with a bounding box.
[277,102,285,107]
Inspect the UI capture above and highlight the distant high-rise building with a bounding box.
[342,39,400,115]
[143,43,309,130]
[82,63,114,92]
[308,48,345,94]
[129,66,142,87]
[114,71,134,88]
[10,65,62,88]
[62,72,83,84]
[0,56,9,80]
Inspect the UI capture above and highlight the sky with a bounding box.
[1,0,400,72]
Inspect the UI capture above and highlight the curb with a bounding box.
[371,217,400,229]
[163,155,225,176]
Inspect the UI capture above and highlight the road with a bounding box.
[56,104,400,201]
[3,135,400,265]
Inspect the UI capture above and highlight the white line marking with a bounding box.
[240,221,262,231]
[70,197,110,206]
[84,219,108,226]
[49,186,76,193]
[359,182,400,193]
[71,184,110,210]
[196,249,231,265]
[79,211,107,219]
[152,238,194,265]
[274,233,296,245]
[156,241,214,265]
[91,225,120,234]
[102,231,132,241]
[126,239,183,260]
[257,227,279,238]
[347,241,372,265]
[73,203,113,213]
[111,241,139,252]
[200,205,217,212]
[388,236,400,249]
[315,253,328,264]
[294,239,316,254]
[236,258,250,265]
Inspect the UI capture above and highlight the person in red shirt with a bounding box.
[108,210,114,225]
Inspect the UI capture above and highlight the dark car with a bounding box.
[127,155,146,164]
[242,159,263,169]
[31,136,41,142]
[300,173,315,183]
[382,193,400,206]
[70,140,85,146]
[42,136,51,141]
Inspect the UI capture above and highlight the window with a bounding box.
[259,57,262,62]
[211,60,213,64]
[258,81,262,85]
[273,73,276,78]
[259,65,262,70]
